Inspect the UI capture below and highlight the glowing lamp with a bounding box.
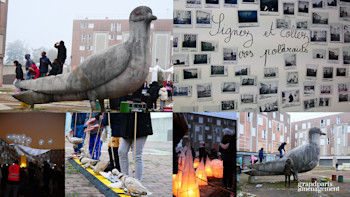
[178,146,200,197]
[212,159,223,178]
[205,156,213,178]
[195,159,208,186]
[20,155,27,168]
[193,158,200,169]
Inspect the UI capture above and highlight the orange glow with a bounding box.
[173,174,182,196]
[178,146,200,197]
[193,158,199,169]
[195,159,208,186]
[212,159,223,178]
[205,156,213,178]
[20,155,27,168]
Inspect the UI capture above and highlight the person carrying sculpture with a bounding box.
[13,61,23,93]
[24,54,34,80]
[118,113,153,182]
[219,128,235,190]
[69,113,88,155]
[278,142,287,158]
[259,148,264,163]
[54,41,67,73]
[39,51,52,77]
[48,59,62,76]
[149,81,160,110]
[4,160,20,197]
[85,113,108,160]
[158,85,168,110]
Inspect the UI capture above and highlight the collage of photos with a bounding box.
[0,0,349,197]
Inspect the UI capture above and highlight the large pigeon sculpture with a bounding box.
[13,6,157,111]
[244,127,325,180]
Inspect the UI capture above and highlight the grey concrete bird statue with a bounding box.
[244,127,325,180]
[13,6,157,111]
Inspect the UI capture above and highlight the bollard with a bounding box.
[338,175,343,183]
[332,175,337,181]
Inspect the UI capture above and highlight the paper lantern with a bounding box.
[178,146,200,197]
[20,155,27,168]
[193,158,200,169]
[205,156,213,178]
[212,159,223,178]
[173,171,183,196]
[195,159,208,186]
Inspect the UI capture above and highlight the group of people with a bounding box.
[147,81,173,111]
[69,111,153,182]
[13,41,67,93]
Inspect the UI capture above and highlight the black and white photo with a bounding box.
[241,94,257,104]
[340,0,350,5]
[328,48,340,63]
[259,80,278,97]
[283,2,295,16]
[276,18,291,29]
[183,68,200,80]
[344,25,350,43]
[319,97,331,107]
[235,65,250,76]
[338,83,349,93]
[296,19,309,29]
[242,0,258,3]
[238,10,259,27]
[205,0,220,8]
[174,10,192,28]
[336,67,348,77]
[264,67,279,78]
[221,100,236,111]
[303,81,316,96]
[286,71,299,86]
[320,84,333,94]
[312,0,325,8]
[282,89,300,108]
[304,98,317,110]
[241,76,257,86]
[221,82,239,93]
[310,29,328,44]
[224,0,238,7]
[343,46,350,65]
[173,33,179,52]
[193,54,211,65]
[312,48,326,59]
[196,10,212,28]
[197,83,212,101]
[260,0,279,15]
[339,93,349,102]
[312,12,329,26]
[173,54,189,67]
[223,47,238,64]
[323,66,334,80]
[211,65,228,76]
[298,0,310,16]
[284,53,297,69]
[182,33,197,52]
[173,85,192,97]
[306,64,318,79]
[330,23,343,43]
[259,98,279,112]
[186,0,202,8]
[327,0,337,8]
[200,41,218,52]
[340,6,350,21]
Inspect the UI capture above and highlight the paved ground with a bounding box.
[65,138,172,197]
[239,167,350,197]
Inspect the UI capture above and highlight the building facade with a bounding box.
[291,113,350,166]
[0,0,8,87]
[237,112,291,166]
[71,18,173,81]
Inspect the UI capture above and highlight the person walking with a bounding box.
[259,148,264,163]
[54,41,67,73]
[118,113,153,182]
[39,52,51,77]
[13,61,23,93]
[278,142,287,158]
[158,85,168,111]
[219,128,235,190]
[4,160,20,197]
[24,54,34,80]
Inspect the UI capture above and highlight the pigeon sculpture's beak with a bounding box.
[147,13,157,21]
[321,132,326,135]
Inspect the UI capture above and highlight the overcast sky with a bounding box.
[288,112,343,122]
[5,0,172,62]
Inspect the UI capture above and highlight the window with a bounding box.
[199,117,203,124]
[82,34,86,43]
[331,127,334,135]
[87,46,93,51]
[269,120,272,128]
[79,45,85,50]
[247,112,251,122]
[280,135,284,142]
[273,112,276,118]
[258,116,263,126]
[285,126,287,133]
[262,130,266,139]
[342,126,345,134]
[337,116,341,124]
[320,120,325,127]
[80,56,85,63]
[277,123,280,131]
[88,34,92,42]
[117,23,121,32]
[151,23,154,29]
[252,127,256,137]
[327,138,330,144]
[88,23,94,28]
[295,133,298,138]
[188,115,193,120]
[111,23,116,31]
[327,119,330,126]
[116,35,122,40]
[195,125,200,132]
[109,34,114,40]
[295,124,298,130]
[81,23,86,28]
[217,120,221,126]
[308,122,311,128]
[224,120,228,125]
[1,0,7,3]
[280,114,284,122]
[287,137,290,143]
[208,117,212,123]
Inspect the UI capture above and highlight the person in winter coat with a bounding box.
[24,54,34,80]
[166,82,172,101]
[278,142,287,158]
[149,81,160,109]
[54,41,67,73]
[259,148,264,163]
[118,113,153,182]
[39,51,51,77]
[13,61,23,93]
[48,59,61,76]
[219,128,235,190]
[158,85,168,110]
[29,64,40,79]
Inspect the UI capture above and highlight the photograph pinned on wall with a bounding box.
[186,0,202,8]
[340,6,350,21]
[295,19,309,29]
[283,2,296,16]
[210,65,228,77]
[320,84,333,95]
[306,64,318,79]
[205,0,220,8]
[259,80,278,98]
[310,29,328,44]
[303,98,317,110]
[319,97,331,107]
[286,71,299,86]
[223,47,238,64]
[281,89,300,108]
[330,23,343,43]
[241,93,257,104]
[343,46,350,65]
[284,53,297,69]
[180,105,198,112]
[238,10,259,27]
[340,0,350,5]
[173,33,179,52]
[173,54,189,67]
[173,85,192,97]
[311,0,325,9]
[193,54,211,65]
[197,83,212,101]
[264,67,279,78]
[303,81,316,96]
[221,100,237,111]
[259,98,279,112]
[201,41,218,52]
[312,48,326,59]
[328,48,340,63]
[203,105,221,112]
[338,83,349,93]
[221,82,239,93]
[182,33,198,52]
[174,70,179,83]
[173,10,192,28]
[183,68,201,80]
[311,12,329,27]
[235,65,250,76]
[298,0,310,16]
[224,0,238,8]
[344,25,350,43]
[196,10,212,28]
[322,66,334,81]
[336,67,348,77]
[276,18,291,29]
[326,0,338,8]
[242,0,259,4]
[260,0,279,15]
[241,76,257,86]
[339,93,349,102]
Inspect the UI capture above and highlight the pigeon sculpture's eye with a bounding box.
[136,11,140,15]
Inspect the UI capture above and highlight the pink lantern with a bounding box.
[212,159,223,178]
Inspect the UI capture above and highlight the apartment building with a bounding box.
[0,0,8,87]
[291,113,350,166]
[237,112,291,166]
